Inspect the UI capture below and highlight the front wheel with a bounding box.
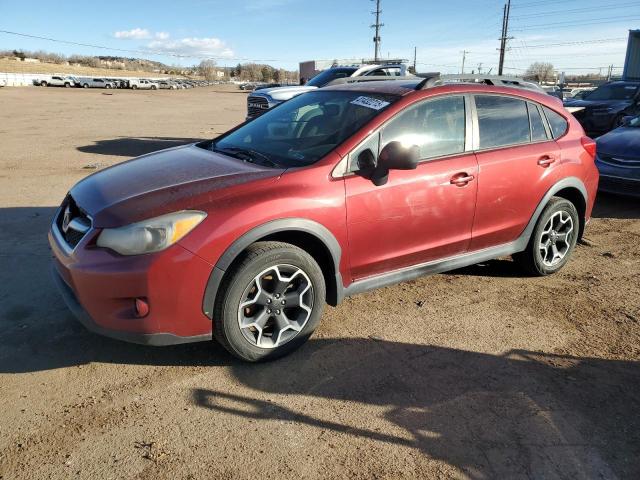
[40,81,47,87]
[83,83,89,88]
[514,197,579,276]
[213,241,326,362]
[131,85,138,90]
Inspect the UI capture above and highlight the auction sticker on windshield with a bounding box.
[350,96,391,110]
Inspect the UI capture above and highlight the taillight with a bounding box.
[581,136,596,157]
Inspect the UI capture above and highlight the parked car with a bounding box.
[157,80,177,90]
[564,87,595,100]
[246,63,410,119]
[35,75,77,88]
[129,79,159,90]
[78,78,117,89]
[564,81,640,137]
[595,114,640,197]
[50,79,598,362]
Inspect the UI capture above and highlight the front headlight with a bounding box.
[96,211,206,256]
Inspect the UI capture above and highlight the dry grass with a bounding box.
[0,58,177,78]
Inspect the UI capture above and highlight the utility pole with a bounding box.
[413,46,417,73]
[477,62,483,75]
[461,50,469,74]
[371,0,383,62]
[498,0,512,75]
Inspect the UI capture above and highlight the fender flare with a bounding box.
[202,218,344,318]
[513,176,588,251]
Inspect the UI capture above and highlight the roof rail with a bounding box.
[328,75,418,86]
[414,73,542,92]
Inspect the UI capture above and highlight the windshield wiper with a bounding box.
[212,146,280,168]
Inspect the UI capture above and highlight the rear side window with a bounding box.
[381,96,466,160]
[475,95,530,149]
[528,103,549,142]
[543,107,568,139]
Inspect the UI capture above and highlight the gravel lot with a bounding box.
[1,86,639,480]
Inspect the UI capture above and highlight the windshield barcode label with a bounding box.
[350,96,390,110]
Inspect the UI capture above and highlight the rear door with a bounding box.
[470,95,561,250]
[344,95,478,279]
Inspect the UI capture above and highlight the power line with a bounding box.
[511,15,640,31]
[510,37,627,49]
[511,1,640,19]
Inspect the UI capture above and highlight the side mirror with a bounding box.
[378,141,420,171]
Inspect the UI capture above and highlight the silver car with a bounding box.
[78,78,117,89]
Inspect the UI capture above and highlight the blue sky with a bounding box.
[0,0,636,74]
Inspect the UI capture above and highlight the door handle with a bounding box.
[450,173,475,187]
[537,155,556,167]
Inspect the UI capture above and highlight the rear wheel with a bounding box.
[64,82,70,88]
[83,83,89,88]
[105,84,111,89]
[132,85,138,90]
[213,241,326,362]
[40,81,47,87]
[514,197,579,276]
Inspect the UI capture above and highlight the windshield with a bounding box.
[210,90,399,167]
[585,83,639,101]
[306,68,358,87]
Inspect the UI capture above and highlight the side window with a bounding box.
[380,96,466,160]
[528,102,549,142]
[543,106,568,139]
[475,95,530,149]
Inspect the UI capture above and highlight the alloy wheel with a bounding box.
[237,264,313,349]
[539,211,574,267]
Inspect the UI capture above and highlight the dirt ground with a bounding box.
[1,86,639,480]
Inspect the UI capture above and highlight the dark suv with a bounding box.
[50,79,599,361]
[564,80,640,136]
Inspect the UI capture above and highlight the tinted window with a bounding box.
[306,68,358,87]
[381,96,466,160]
[585,83,639,101]
[212,90,398,167]
[528,103,548,142]
[543,107,568,139]
[476,95,530,149]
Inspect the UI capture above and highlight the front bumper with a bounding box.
[49,218,215,345]
[595,157,640,197]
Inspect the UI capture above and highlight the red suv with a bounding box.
[50,79,599,361]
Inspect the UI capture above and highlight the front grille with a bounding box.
[56,196,91,249]
[599,153,640,168]
[247,95,270,118]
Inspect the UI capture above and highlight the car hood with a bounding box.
[70,144,284,227]
[252,85,317,101]
[597,127,640,156]
[563,99,631,111]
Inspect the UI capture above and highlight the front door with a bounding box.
[344,95,478,280]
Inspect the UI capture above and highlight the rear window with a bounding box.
[475,95,530,149]
[543,107,568,139]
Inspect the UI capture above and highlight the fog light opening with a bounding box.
[135,298,150,318]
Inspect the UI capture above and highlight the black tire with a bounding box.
[40,81,47,87]
[213,241,326,362]
[131,85,138,90]
[151,85,157,90]
[105,84,111,89]
[83,83,89,88]
[513,196,580,276]
[64,82,70,88]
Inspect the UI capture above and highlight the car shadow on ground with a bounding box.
[592,192,640,219]
[77,136,205,157]
[193,339,640,479]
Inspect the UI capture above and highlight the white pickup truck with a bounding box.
[34,75,77,88]
[246,63,410,119]
[129,79,159,90]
